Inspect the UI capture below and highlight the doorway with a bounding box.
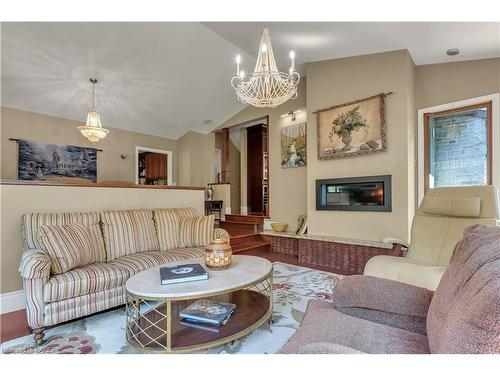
[135,146,173,185]
[217,115,269,217]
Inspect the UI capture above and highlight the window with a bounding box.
[424,101,492,191]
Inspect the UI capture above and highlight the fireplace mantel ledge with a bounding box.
[260,230,393,250]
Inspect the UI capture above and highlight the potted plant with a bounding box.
[329,106,368,151]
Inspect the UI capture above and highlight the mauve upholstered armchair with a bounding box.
[280,224,500,354]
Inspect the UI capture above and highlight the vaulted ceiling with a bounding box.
[2,22,499,139]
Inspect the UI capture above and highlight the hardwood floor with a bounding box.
[0,309,30,344]
[0,248,352,344]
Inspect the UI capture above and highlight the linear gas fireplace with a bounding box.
[316,175,392,212]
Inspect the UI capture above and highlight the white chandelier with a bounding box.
[231,28,300,108]
[78,78,109,143]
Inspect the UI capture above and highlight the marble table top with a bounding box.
[125,255,273,299]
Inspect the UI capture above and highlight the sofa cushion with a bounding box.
[38,223,107,275]
[109,247,205,274]
[170,207,198,217]
[279,300,430,354]
[101,209,159,261]
[153,209,180,251]
[43,262,130,302]
[178,215,214,248]
[426,224,500,354]
[22,211,102,250]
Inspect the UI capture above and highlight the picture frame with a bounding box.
[315,92,390,160]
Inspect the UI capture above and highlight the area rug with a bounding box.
[2,262,343,354]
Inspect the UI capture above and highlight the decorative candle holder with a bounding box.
[205,239,232,269]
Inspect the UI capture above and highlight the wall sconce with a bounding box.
[120,154,129,160]
[280,109,303,121]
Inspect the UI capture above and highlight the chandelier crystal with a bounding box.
[78,78,109,143]
[231,28,300,108]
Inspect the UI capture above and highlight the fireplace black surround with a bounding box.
[316,175,392,212]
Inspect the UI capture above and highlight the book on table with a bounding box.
[179,299,236,326]
[160,263,208,285]
[180,310,235,333]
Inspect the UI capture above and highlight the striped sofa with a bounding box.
[18,207,229,345]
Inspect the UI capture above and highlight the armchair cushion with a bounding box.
[19,249,51,279]
[332,275,433,334]
[364,255,446,290]
[421,196,480,217]
[427,224,500,354]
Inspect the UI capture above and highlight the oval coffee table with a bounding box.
[125,255,273,353]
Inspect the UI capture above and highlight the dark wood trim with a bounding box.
[221,128,230,183]
[213,115,269,132]
[0,179,206,190]
[423,101,493,192]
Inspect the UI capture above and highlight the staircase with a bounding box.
[219,214,270,253]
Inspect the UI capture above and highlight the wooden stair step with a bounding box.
[232,241,270,253]
[224,214,265,224]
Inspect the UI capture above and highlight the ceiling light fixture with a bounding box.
[78,78,109,143]
[231,29,300,108]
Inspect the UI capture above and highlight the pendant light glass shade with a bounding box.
[78,78,109,142]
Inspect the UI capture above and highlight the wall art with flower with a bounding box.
[315,93,390,160]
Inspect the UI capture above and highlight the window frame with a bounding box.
[423,101,493,192]
[417,93,500,205]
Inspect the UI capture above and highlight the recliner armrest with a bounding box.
[332,275,433,318]
[19,249,51,280]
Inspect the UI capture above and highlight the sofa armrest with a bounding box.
[332,275,433,318]
[18,249,51,331]
[19,249,51,279]
[214,228,230,243]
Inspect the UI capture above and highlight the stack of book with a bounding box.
[160,263,209,285]
[179,299,236,333]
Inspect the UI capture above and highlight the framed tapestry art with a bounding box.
[18,139,98,182]
[316,93,390,160]
[281,122,307,168]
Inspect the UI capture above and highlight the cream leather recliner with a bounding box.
[364,185,499,290]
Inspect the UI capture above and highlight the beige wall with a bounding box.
[218,80,308,231]
[0,184,204,293]
[306,50,416,242]
[1,107,178,183]
[416,58,500,109]
[176,131,215,187]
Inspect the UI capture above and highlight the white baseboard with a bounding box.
[0,290,25,314]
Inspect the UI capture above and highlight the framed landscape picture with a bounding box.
[316,93,389,160]
[281,122,307,168]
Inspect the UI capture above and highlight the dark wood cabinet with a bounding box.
[246,124,268,216]
[138,152,168,184]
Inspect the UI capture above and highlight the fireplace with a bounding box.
[316,175,392,212]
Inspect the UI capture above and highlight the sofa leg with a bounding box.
[33,328,45,346]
